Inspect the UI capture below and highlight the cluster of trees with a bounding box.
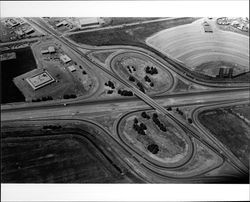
[107,90,113,94]
[137,82,145,93]
[144,75,151,82]
[147,144,159,154]
[141,111,150,119]
[127,65,136,73]
[118,89,133,96]
[105,80,115,89]
[43,125,62,130]
[145,66,158,75]
[152,113,167,132]
[63,94,77,99]
[176,108,184,116]
[144,75,154,87]
[129,75,135,82]
[133,118,147,135]
[167,106,172,111]
[32,96,53,102]
[187,118,193,124]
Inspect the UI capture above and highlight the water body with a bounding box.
[0,47,36,104]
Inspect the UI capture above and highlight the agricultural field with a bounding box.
[118,110,193,167]
[111,52,173,95]
[146,18,249,80]
[1,119,140,183]
[68,18,198,47]
[198,104,250,167]
[1,133,123,183]
[102,17,161,26]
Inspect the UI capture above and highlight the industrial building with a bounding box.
[41,46,56,54]
[202,22,213,33]
[78,18,100,27]
[60,54,71,63]
[26,71,55,90]
[56,20,68,27]
[24,27,34,35]
[67,65,76,72]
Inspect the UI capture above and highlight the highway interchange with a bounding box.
[1,17,249,183]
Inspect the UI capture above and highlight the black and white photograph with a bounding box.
[1,1,249,201]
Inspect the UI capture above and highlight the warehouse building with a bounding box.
[60,54,71,63]
[79,17,100,27]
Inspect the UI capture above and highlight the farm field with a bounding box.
[1,131,127,183]
[146,18,249,78]
[198,104,250,167]
[68,18,198,47]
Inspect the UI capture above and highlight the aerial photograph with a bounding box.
[1,17,249,183]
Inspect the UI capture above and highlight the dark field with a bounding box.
[69,18,198,46]
[1,47,37,103]
[103,17,161,26]
[1,133,125,183]
[198,105,250,167]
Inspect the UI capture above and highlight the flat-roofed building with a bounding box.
[48,46,56,53]
[67,65,76,72]
[8,18,20,27]
[26,70,55,90]
[79,17,100,27]
[60,54,71,63]
[56,20,68,27]
[24,27,34,35]
[41,49,49,54]
[15,30,25,37]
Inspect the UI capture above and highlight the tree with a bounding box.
[188,118,193,124]
[147,144,159,154]
[129,76,135,82]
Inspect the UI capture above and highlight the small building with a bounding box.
[60,54,71,64]
[203,21,210,26]
[48,46,56,53]
[8,18,20,27]
[204,25,213,33]
[24,27,34,35]
[231,21,240,27]
[67,65,76,72]
[15,30,25,37]
[41,49,49,54]
[56,20,68,27]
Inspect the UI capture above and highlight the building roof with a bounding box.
[79,17,99,26]
[56,20,68,27]
[67,65,76,72]
[24,28,34,34]
[60,54,71,63]
[41,49,49,54]
[203,25,213,32]
[48,46,55,53]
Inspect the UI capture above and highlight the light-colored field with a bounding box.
[146,18,249,75]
